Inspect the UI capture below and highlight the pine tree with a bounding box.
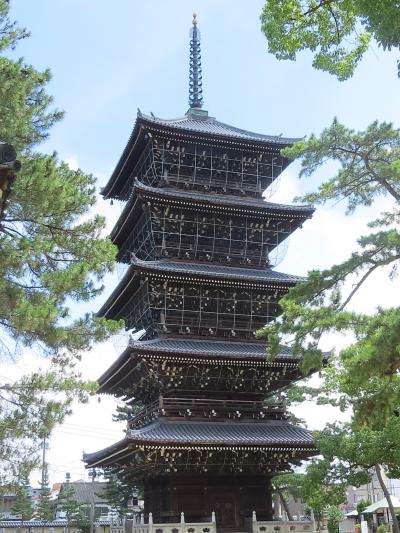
[103,471,139,517]
[259,119,400,533]
[0,0,122,485]
[12,477,33,520]
[57,485,90,533]
[36,463,53,520]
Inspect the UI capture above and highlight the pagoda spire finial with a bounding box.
[189,13,203,109]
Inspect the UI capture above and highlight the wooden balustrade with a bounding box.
[128,397,286,428]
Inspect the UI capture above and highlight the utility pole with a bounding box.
[41,437,48,488]
[40,437,49,533]
[88,468,97,533]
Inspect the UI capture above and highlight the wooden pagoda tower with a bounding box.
[85,16,316,532]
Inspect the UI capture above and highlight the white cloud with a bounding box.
[66,155,79,171]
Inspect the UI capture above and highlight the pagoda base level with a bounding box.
[144,475,273,531]
[125,519,316,533]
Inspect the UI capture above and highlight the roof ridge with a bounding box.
[130,253,305,280]
[139,112,302,144]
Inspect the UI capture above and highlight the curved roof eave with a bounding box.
[110,178,314,246]
[97,256,305,319]
[102,109,303,199]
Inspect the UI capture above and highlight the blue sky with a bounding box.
[4,0,400,485]
[10,0,400,187]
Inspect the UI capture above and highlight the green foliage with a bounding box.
[103,471,139,517]
[272,472,304,519]
[57,485,90,533]
[323,308,400,425]
[0,1,62,149]
[12,477,33,520]
[285,119,400,210]
[0,57,63,150]
[112,401,144,423]
[272,467,346,520]
[356,499,370,518]
[0,5,61,146]
[315,421,400,482]
[301,460,347,514]
[1,151,122,356]
[260,119,400,379]
[0,0,122,486]
[302,423,400,533]
[259,116,400,533]
[377,525,388,533]
[36,463,54,520]
[0,368,97,485]
[327,506,345,533]
[260,0,400,80]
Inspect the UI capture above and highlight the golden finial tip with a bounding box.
[192,13,197,25]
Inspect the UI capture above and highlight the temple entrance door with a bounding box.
[214,496,238,531]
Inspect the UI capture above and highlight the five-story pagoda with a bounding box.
[85,16,317,532]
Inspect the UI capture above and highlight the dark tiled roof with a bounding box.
[126,419,313,446]
[129,337,295,360]
[131,255,305,284]
[59,481,107,504]
[111,179,314,252]
[103,110,301,199]
[98,257,303,319]
[139,111,301,145]
[133,180,314,215]
[83,420,315,465]
[0,520,110,528]
[0,521,69,527]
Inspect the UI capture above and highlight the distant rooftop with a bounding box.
[59,481,108,505]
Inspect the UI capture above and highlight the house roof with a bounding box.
[0,520,111,528]
[58,481,108,505]
[0,521,70,528]
[363,496,400,513]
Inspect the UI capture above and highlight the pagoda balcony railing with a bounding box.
[126,512,217,533]
[124,513,315,533]
[151,140,283,198]
[119,139,284,200]
[119,279,282,339]
[120,227,274,267]
[128,397,287,428]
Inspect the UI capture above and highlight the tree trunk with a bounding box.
[374,464,400,533]
[315,512,321,533]
[276,488,294,521]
